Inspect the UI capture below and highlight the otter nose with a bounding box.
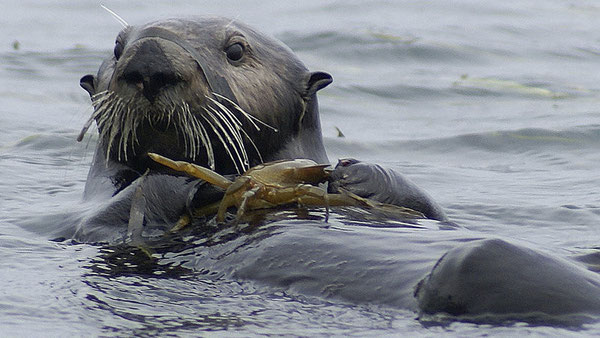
[121,39,180,103]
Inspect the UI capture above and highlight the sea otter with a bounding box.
[71,16,600,323]
[75,16,445,241]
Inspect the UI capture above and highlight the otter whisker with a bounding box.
[172,106,187,155]
[95,99,115,159]
[121,102,137,162]
[118,104,131,162]
[207,96,246,131]
[78,90,114,142]
[210,108,248,170]
[206,103,247,160]
[106,95,129,162]
[78,111,100,142]
[84,90,141,164]
[179,103,195,158]
[91,90,114,108]
[166,105,174,131]
[211,102,252,166]
[101,5,129,28]
[206,104,249,173]
[79,106,104,141]
[203,106,246,173]
[114,97,130,162]
[236,124,265,164]
[208,94,267,164]
[192,119,214,169]
[167,101,214,169]
[199,112,240,173]
[117,113,126,161]
[212,93,278,132]
[197,121,215,170]
[186,103,215,169]
[208,97,246,139]
[105,107,120,162]
[131,103,142,151]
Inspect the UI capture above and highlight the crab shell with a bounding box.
[231,159,332,189]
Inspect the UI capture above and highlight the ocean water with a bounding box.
[2,0,600,335]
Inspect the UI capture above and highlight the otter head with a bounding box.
[80,17,332,175]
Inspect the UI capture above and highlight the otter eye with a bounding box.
[225,43,244,62]
[114,40,124,60]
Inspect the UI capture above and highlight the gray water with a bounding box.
[2,0,600,335]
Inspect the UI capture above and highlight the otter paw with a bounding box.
[328,158,384,200]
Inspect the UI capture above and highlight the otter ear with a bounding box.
[80,74,96,97]
[305,71,333,97]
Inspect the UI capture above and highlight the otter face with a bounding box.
[80,17,332,175]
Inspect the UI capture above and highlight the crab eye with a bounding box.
[114,40,124,60]
[225,43,244,61]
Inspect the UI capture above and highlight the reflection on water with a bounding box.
[76,210,443,335]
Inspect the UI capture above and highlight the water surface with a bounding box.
[2,0,600,335]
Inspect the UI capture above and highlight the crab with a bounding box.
[148,153,424,228]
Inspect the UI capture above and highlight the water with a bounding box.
[2,0,600,335]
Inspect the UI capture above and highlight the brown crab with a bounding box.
[148,153,424,228]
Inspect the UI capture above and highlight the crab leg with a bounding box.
[148,152,232,189]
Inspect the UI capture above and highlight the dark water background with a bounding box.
[2,0,600,335]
